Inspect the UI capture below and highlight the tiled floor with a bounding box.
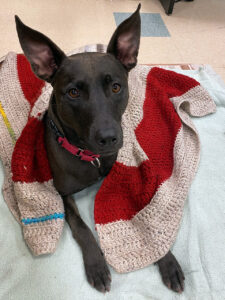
[114,12,170,37]
[0,0,225,81]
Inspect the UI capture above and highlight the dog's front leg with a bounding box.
[63,195,111,293]
[156,251,185,293]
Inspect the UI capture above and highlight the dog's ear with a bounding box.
[107,4,141,72]
[15,16,66,82]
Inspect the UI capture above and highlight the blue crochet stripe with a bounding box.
[21,213,64,225]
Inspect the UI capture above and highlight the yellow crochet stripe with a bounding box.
[0,100,16,144]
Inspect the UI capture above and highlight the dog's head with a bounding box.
[15,4,141,156]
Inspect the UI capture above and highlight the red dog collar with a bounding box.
[49,119,100,167]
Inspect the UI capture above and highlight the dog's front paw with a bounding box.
[84,249,111,293]
[156,251,185,293]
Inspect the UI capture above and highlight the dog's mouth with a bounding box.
[98,150,118,157]
[78,137,123,157]
[80,143,121,157]
[95,139,123,157]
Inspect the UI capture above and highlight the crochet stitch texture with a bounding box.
[0,45,216,271]
[94,65,216,272]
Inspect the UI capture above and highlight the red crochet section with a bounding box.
[94,68,199,225]
[17,54,45,108]
[12,117,52,183]
[95,162,163,223]
[135,67,199,167]
[150,67,200,98]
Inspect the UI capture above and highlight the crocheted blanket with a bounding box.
[0,47,216,273]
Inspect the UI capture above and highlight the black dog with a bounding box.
[15,4,184,294]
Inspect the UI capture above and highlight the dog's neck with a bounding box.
[47,95,82,147]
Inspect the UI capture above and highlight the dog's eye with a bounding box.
[112,83,121,93]
[68,88,80,99]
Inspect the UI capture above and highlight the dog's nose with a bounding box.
[96,129,118,147]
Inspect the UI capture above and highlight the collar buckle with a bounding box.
[91,157,101,168]
[76,148,82,156]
